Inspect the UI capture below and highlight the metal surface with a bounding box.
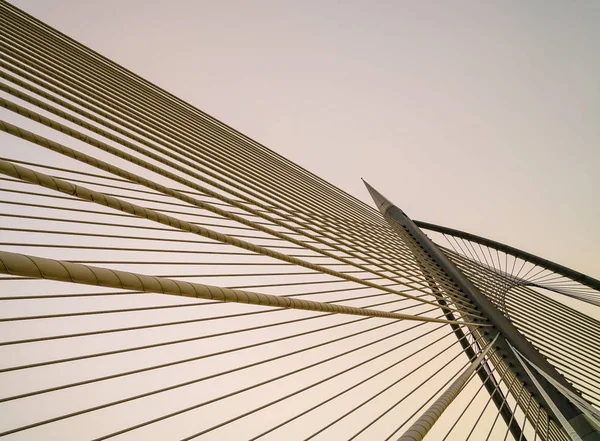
[397,334,499,441]
[364,181,600,441]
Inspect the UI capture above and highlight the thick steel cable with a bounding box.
[0,31,452,276]
[0,286,413,320]
[0,227,319,254]
[0,18,390,229]
[0,249,477,326]
[0,270,372,283]
[0,172,311,229]
[347,351,471,440]
[0,76,434,290]
[387,360,485,441]
[0,156,482,316]
[0,155,130,183]
[0,46,378,230]
[440,361,508,441]
[0,279,403,301]
[0,205,329,245]
[0,0,361,215]
[0,299,268,322]
[396,334,499,441]
[0,212,231,234]
[0,3,592,436]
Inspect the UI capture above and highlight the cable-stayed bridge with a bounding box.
[0,1,598,439]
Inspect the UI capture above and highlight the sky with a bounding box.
[9,0,599,279]
[1,1,598,439]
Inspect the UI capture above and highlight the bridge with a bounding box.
[0,1,598,439]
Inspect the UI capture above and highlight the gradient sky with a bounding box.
[1,2,598,439]
[10,0,599,279]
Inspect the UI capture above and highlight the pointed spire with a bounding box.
[362,179,394,215]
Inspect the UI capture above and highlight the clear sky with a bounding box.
[11,0,599,278]
[1,2,598,439]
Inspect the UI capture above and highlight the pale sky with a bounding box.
[0,1,598,440]
[10,0,599,279]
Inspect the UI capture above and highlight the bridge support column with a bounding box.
[363,180,600,441]
[397,335,498,441]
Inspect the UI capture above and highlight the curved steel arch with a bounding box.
[414,220,600,292]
